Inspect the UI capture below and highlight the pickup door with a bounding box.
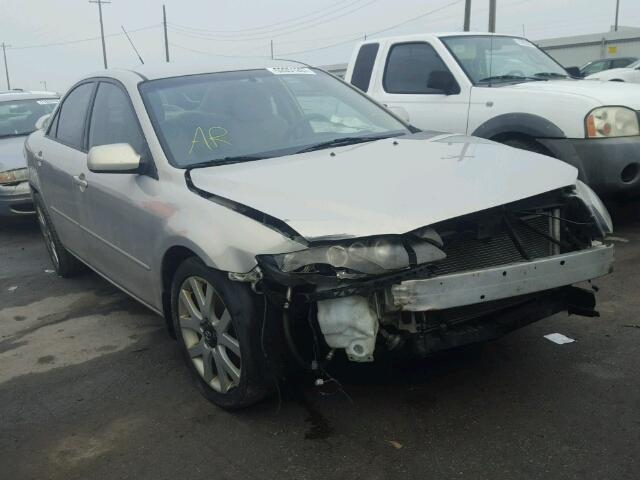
[348,40,471,134]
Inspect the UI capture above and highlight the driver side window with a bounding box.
[88,82,146,156]
[383,43,453,94]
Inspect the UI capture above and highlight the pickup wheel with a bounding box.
[33,193,84,277]
[171,257,272,409]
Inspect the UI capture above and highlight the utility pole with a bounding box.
[163,4,170,62]
[488,0,496,33]
[40,80,47,91]
[270,40,274,60]
[614,0,620,31]
[1,42,10,90]
[89,0,110,69]
[463,0,471,31]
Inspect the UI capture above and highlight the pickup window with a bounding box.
[383,42,450,94]
[351,43,379,92]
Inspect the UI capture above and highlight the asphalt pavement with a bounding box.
[1,201,639,480]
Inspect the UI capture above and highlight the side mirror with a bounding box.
[35,114,51,130]
[386,105,410,123]
[427,70,460,95]
[565,66,581,78]
[88,143,141,174]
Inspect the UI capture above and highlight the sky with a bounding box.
[1,0,640,92]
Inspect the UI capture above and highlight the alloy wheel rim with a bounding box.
[37,206,59,269]
[178,276,242,393]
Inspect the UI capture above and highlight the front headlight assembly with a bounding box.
[0,168,29,186]
[263,231,446,277]
[585,106,640,138]
[574,180,613,235]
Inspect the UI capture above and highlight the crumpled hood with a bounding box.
[503,79,640,109]
[0,136,27,172]
[189,133,578,240]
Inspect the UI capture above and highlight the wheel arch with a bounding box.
[160,245,201,337]
[472,113,566,141]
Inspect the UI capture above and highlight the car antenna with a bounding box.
[121,25,144,65]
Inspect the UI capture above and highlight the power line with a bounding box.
[7,25,160,50]
[280,0,464,55]
[170,43,269,59]
[167,0,364,36]
[166,0,380,41]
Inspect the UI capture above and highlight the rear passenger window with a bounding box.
[612,58,632,68]
[351,43,379,92]
[55,83,95,149]
[88,82,146,155]
[383,43,450,94]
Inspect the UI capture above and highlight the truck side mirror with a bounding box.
[565,66,581,78]
[427,70,460,95]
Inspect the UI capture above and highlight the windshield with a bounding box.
[628,60,640,69]
[139,68,409,167]
[0,98,58,138]
[441,36,569,84]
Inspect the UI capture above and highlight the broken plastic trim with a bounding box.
[184,170,307,244]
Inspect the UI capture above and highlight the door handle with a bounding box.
[72,174,88,191]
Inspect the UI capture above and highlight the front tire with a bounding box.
[171,257,272,409]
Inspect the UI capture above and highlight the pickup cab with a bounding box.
[344,33,640,196]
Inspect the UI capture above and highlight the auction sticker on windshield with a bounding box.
[36,99,59,105]
[267,67,315,75]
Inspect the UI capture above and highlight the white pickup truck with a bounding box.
[344,32,640,196]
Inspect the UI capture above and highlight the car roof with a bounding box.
[352,32,521,48]
[86,59,314,83]
[0,90,59,102]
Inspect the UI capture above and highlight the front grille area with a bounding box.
[433,215,554,276]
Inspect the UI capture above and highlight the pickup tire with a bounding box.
[33,193,84,277]
[500,136,551,157]
[171,257,273,409]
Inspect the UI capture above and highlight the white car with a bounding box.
[345,33,640,196]
[585,59,640,83]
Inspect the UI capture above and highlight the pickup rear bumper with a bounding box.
[390,244,614,312]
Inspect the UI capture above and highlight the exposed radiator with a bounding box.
[433,215,554,275]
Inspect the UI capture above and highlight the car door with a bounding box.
[81,80,160,305]
[36,81,96,258]
[372,41,470,133]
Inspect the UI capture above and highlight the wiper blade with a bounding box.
[534,72,568,78]
[295,134,395,154]
[188,155,268,169]
[478,75,546,83]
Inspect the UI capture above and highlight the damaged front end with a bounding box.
[253,182,614,363]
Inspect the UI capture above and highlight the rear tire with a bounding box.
[33,193,84,277]
[171,257,273,409]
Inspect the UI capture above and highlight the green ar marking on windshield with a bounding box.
[189,126,210,155]
[189,126,232,155]
[207,127,232,148]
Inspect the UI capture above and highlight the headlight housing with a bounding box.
[0,168,29,186]
[265,233,446,276]
[574,180,613,235]
[585,107,640,138]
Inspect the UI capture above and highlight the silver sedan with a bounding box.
[25,62,614,409]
